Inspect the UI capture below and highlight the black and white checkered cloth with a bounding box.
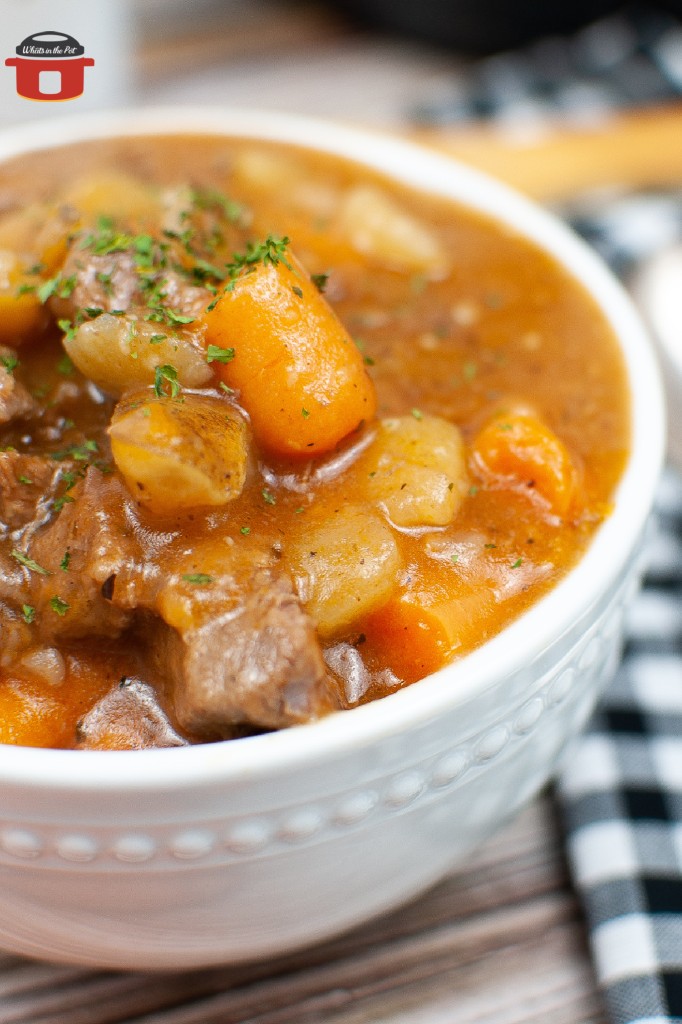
[558,467,682,1024]
[412,8,682,1020]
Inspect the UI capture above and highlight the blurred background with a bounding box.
[4,1,682,131]
[133,0,682,130]
[6,0,682,208]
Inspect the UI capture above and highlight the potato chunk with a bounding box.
[0,249,47,344]
[359,414,467,528]
[336,186,447,275]
[62,173,158,223]
[288,507,401,637]
[67,314,212,396]
[109,392,249,513]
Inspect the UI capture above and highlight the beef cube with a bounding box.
[76,677,188,750]
[0,452,62,531]
[18,467,143,641]
[0,357,37,425]
[153,568,334,737]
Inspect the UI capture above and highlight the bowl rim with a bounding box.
[0,105,666,792]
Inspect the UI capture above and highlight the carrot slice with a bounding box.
[364,589,492,684]
[202,243,376,458]
[471,409,578,517]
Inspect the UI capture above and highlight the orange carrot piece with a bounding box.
[471,409,578,517]
[202,245,376,458]
[364,590,491,684]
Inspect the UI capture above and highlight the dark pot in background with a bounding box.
[328,0,671,53]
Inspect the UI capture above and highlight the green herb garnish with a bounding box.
[206,345,235,364]
[10,549,51,575]
[49,595,70,616]
[153,364,181,399]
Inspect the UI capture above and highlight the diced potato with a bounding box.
[0,249,48,344]
[232,147,304,193]
[288,507,401,637]
[0,203,80,273]
[0,204,47,258]
[156,538,272,634]
[471,407,579,518]
[359,414,468,528]
[109,392,250,513]
[336,186,447,275]
[62,173,159,223]
[67,314,212,396]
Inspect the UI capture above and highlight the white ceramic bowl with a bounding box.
[632,246,682,473]
[0,107,665,970]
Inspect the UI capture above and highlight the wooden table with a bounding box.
[0,795,606,1024]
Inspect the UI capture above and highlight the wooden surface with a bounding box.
[0,795,606,1024]
[417,102,682,202]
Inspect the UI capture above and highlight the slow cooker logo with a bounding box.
[5,31,94,102]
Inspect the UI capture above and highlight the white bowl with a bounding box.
[631,245,682,473]
[0,107,665,970]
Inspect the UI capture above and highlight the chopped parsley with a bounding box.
[181,573,214,585]
[60,549,71,572]
[240,526,251,535]
[10,549,51,575]
[49,595,70,616]
[206,344,235,364]
[53,494,75,512]
[50,440,98,462]
[36,273,77,304]
[0,353,18,374]
[310,273,328,293]
[222,235,292,292]
[188,187,247,225]
[511,557,523,569]
[21,604,35,625]
[261,488,276,506]
[57,354,75,376]
[153,364,181,399]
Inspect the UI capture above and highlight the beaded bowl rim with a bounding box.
[0,106,665,791]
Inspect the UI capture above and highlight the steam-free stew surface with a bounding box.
[0,136,629,748]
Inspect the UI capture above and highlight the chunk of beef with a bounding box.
[52,246,212,322]
[76,677,188,750]
[0,359,37,425]
[15,467,145,641]
[150,567,335,737]
[0,452,62,532]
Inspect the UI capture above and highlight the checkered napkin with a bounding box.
[550,25,682,1020]
[412,9,682,1020]
[557,468,682,1024]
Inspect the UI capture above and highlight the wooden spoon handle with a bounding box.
[412,102,682,202]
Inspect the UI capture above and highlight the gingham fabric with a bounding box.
[414,9,682,1021]
[557,468,682,1024]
